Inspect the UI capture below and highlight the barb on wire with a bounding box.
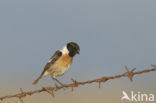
[0,65,156,102]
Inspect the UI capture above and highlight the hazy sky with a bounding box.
[0,0,156,103]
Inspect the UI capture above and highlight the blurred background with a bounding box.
[0,0,156,103]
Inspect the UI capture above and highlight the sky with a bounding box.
[0,0,156,103]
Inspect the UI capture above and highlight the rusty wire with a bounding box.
[0,65,156,102]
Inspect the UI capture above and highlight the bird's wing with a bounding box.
[40,50,62,76]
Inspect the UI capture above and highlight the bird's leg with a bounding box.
[54,78,65,87]
[51,75,66,89]
[52,78,59,88]
[52,78,66,90]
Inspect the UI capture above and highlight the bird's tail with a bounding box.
[33,75,42,85]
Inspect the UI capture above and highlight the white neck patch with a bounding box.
[60,46,69,54]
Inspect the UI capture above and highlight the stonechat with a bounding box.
[33,42,80,86]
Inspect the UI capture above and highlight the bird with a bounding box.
[33,42,80,86]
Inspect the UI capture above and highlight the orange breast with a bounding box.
[55,54,73,68]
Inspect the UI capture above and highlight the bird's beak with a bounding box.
[77,50,80,54]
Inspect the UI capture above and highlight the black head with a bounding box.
[67,42,80,57]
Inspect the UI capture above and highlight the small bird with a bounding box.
[33,42,80,86]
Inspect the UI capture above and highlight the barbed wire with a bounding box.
[0,65,156,102]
